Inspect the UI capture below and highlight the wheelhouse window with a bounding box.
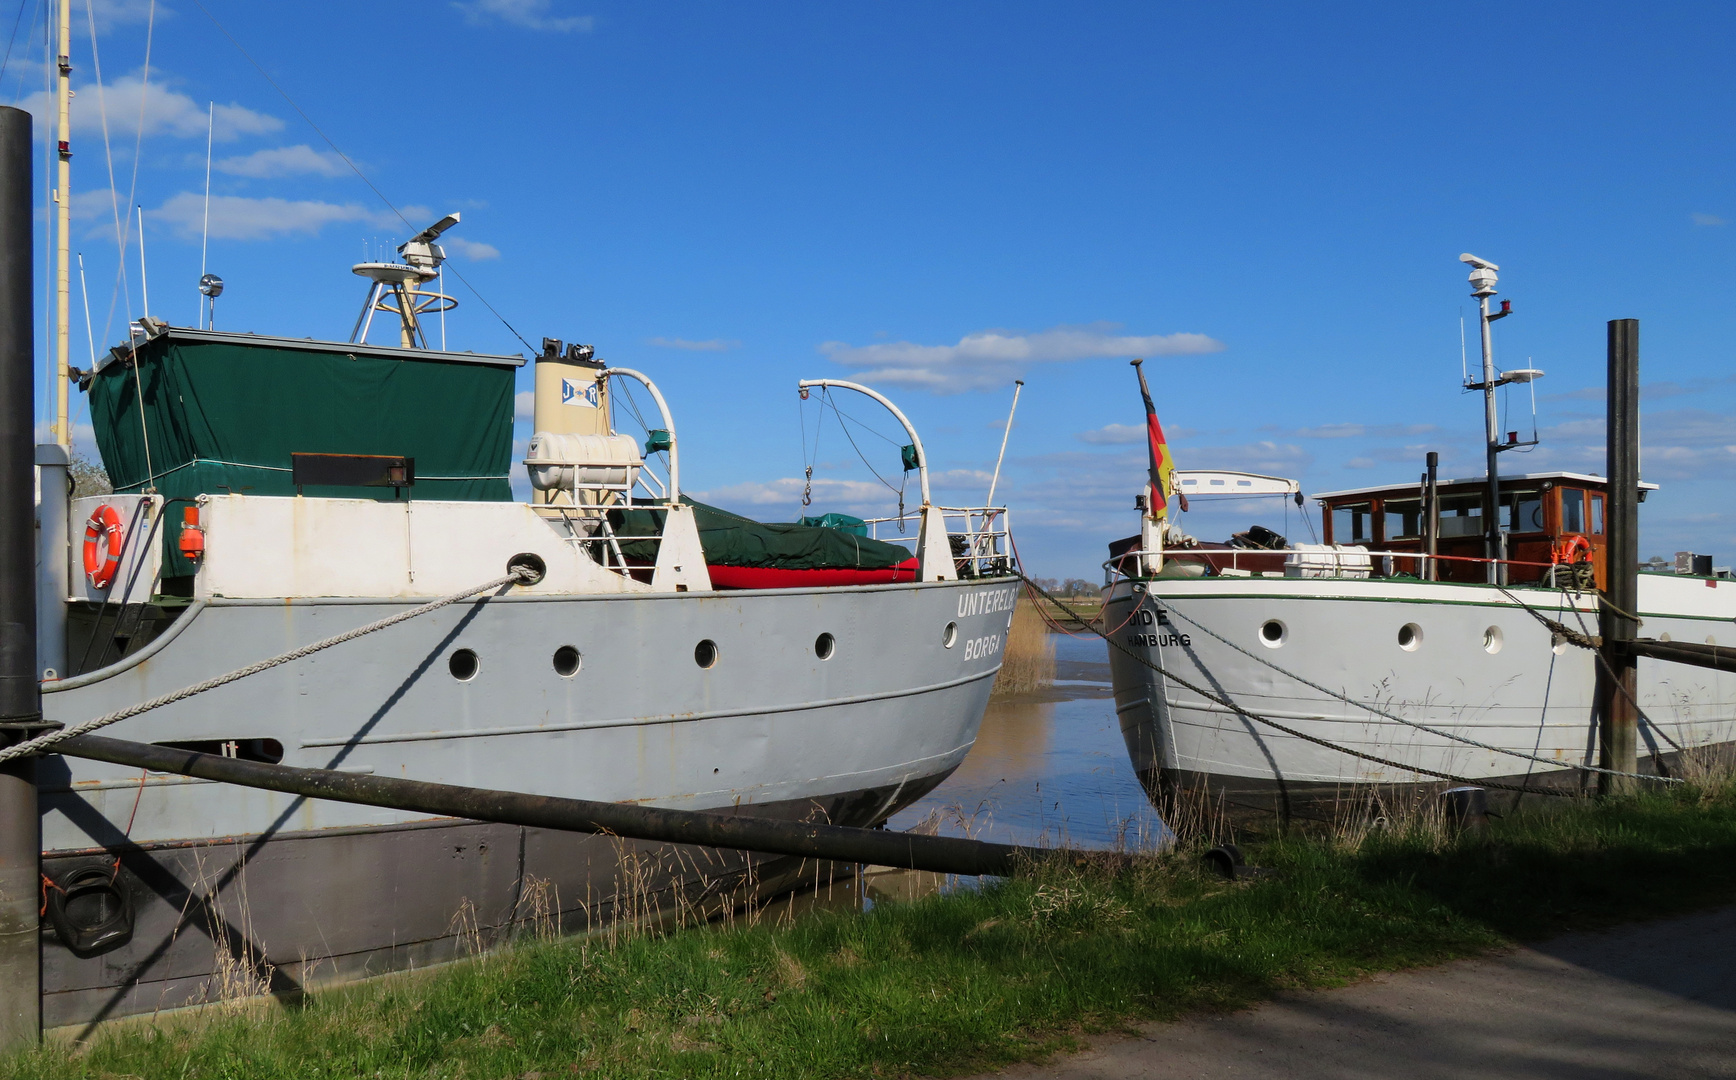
[1503,490,1544,534]
[1332,502,1374,545]
[1384,498,1422,540]
[1560,488,1586,534]
[1438,494,1484,538]
[1590,493,1605,535]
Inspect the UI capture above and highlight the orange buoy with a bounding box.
[82,504,125,589]
[1552,533,1593,565]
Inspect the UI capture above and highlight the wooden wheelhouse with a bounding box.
[1314,471,1656,590]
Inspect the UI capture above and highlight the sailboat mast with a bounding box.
[52,0,70,450]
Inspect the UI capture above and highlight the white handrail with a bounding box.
[796,378,931,505]
[602,367,679,504]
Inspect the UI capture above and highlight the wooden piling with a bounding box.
[1598,319,1641,794]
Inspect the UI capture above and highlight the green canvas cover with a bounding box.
[797,512,868,536]
[610,499,913,570]
[88,331,518,577]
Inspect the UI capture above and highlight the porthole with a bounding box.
[553,645,582,677]
[1482,626,1503,654]
[1259,620,1286,648]
[814,633,836,660]
[695,639,719,669]
[942,621,958,648]
[1397,623,1423,652]
[448,648,479,681]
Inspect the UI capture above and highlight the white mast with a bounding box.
[53,0,71,448]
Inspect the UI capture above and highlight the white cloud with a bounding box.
[23,74,280,144]
[1076,422,1145,445]
[692,477,909,520]
[1287,422,1439,439]
[443,236,501,260]
[87,0,162,31]
[214,144,346,178]
[649,337,738,352]
[929,468,995,489]
[151,191,390,241]
[1692,212,1727,227]
[515,391,534,420]
[452,0,594,31]
[820,322,1225,394]
[1173,440,1313,476]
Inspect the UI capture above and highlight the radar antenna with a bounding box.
[349,212,462,349]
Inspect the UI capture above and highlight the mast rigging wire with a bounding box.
[186,0,536,354]
[82,0,135,346]
[0,0,29,86]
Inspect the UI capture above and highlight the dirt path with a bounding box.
[973,906,1736,1079]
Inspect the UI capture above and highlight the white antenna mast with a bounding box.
[1459,311,1468,384]
[199,100,212,324]
[976,378,1023,567]
[76,253,95,366]
[349,212,460,349]
[136,204,150,321]
[984,379,1023,509]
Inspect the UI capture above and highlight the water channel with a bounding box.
[885,631,1165,850]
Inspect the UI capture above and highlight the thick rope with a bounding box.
[1496,581,1601,649]
[1159,600,1676,784]
[0,569,530,764]
[1014,570,1577,798]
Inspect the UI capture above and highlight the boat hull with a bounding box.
[38,576,1018,1027]
[1103,573,1736,823]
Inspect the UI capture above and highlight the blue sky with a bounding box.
[18,1,1736,577]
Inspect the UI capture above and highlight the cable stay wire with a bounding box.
[186,0,535,354]
[0,0,30,86]
[821,389,900,494]
[82,0,136,347]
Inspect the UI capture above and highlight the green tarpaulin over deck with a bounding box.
[87,329,520,576]
[611,499,913,570]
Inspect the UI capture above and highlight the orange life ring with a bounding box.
[1553,533,1593,565]
[82,504,124,590]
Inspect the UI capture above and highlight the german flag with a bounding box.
[1132,358,1182,520]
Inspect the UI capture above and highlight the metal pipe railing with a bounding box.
[1102,545,1567,585]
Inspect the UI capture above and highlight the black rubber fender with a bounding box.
[44,858,134,959]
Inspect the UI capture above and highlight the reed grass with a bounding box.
[992,599,1056,696]
[13,778,1736,1080]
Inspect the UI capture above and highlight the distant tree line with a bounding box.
[1029,577,1095,598]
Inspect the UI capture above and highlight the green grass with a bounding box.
[11,784,1736,1080]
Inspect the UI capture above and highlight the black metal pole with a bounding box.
[1599,319,1640,794]
[0,105,40,1053]
[56,734,1039,878]
[1424,451,1439,582]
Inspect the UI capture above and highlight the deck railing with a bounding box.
[1102,545,1564,587]
[862,505,1013,578]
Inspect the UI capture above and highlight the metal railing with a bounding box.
[862,505,1013,578]
[1103,544,1563,587]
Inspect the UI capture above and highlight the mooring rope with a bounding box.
[1010,566,1580,797]
[1158,601,1676,784]
[0,568,533,765]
